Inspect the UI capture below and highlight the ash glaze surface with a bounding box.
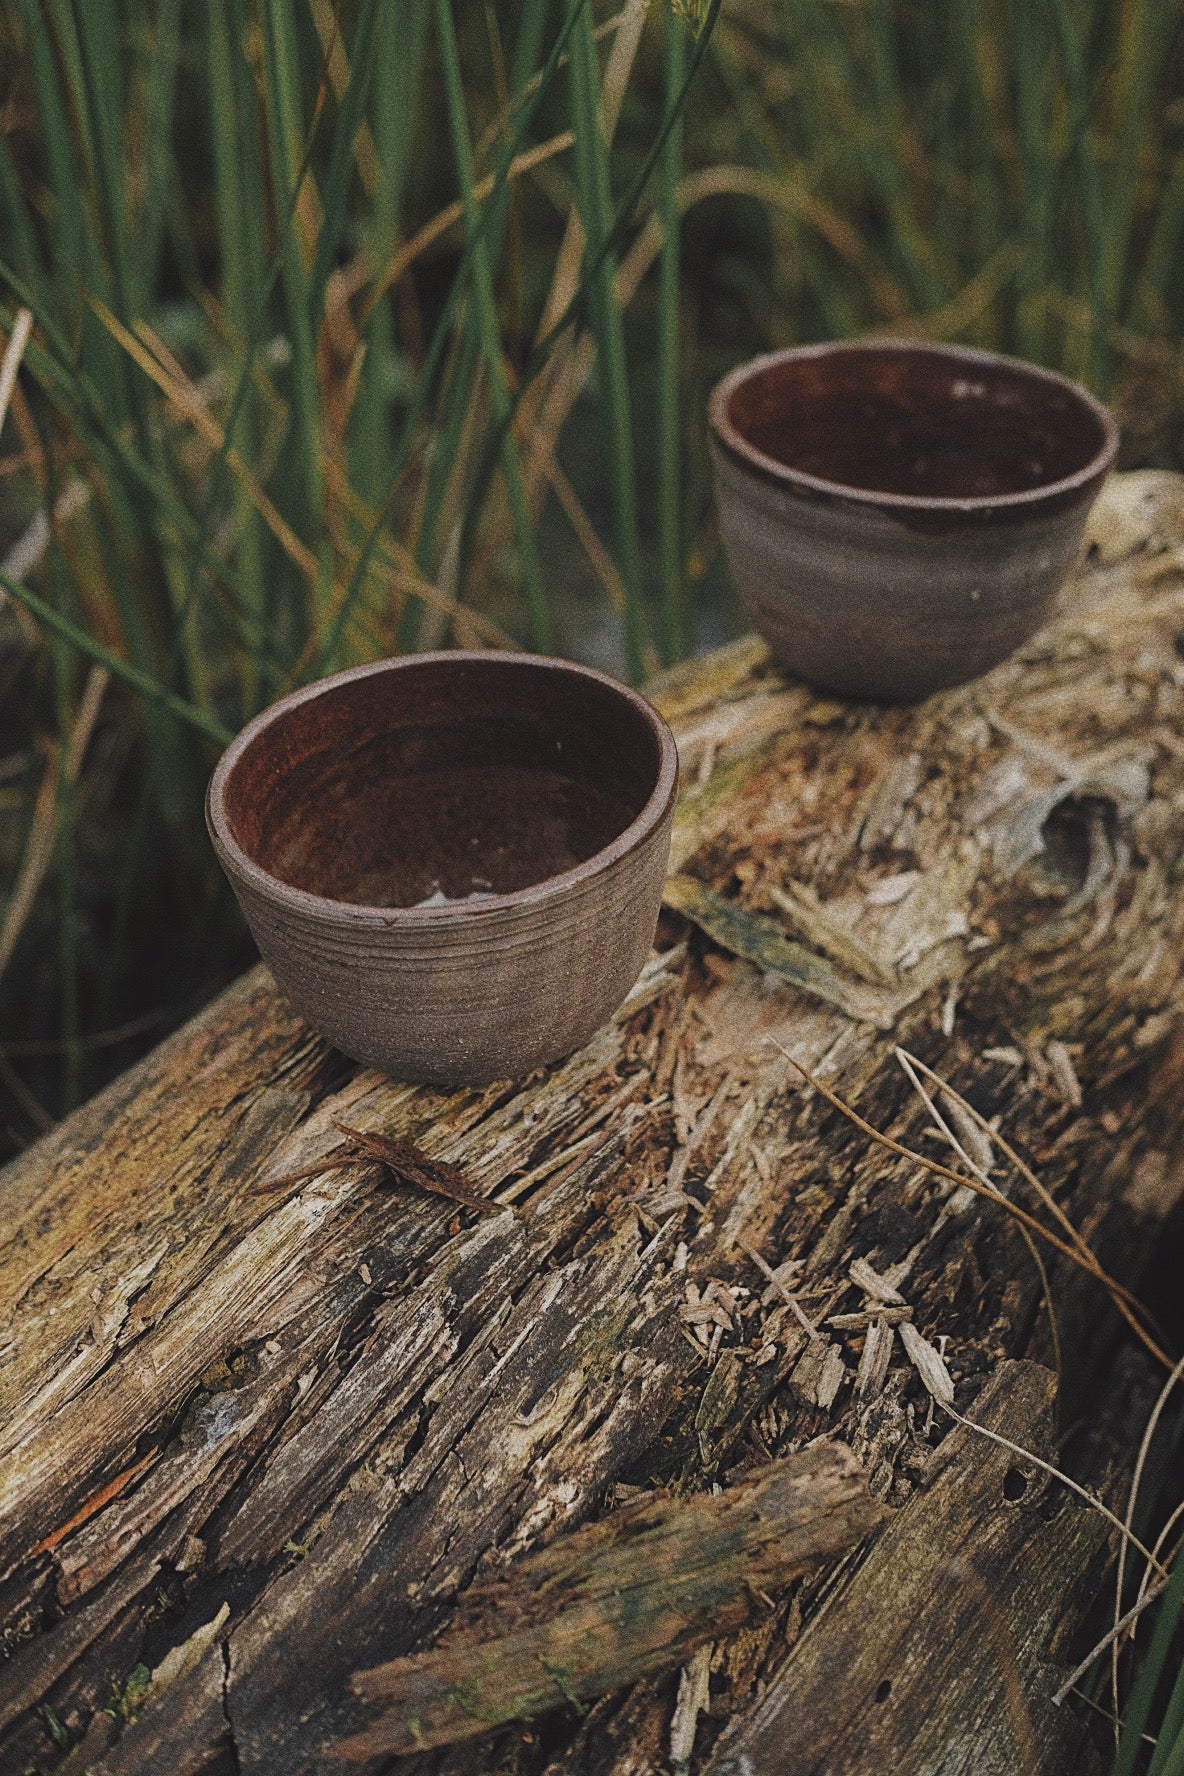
[709,339,1119,701]
[207,652,678,1084]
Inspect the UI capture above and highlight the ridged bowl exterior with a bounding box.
[214,815,672,1084]
[709,340,1119,703]
[207,654,678,1086]
[710,438,1099,701]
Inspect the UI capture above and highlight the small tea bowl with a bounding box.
[708,339,1119,701]
[207,652,678,1085]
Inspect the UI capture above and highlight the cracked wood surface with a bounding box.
[706,1360,1109,1776]
[3,470,1184,1773]
[340,1441,883,1760]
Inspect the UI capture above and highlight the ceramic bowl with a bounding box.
[207,652,678,1085]
[708,339,1119,701]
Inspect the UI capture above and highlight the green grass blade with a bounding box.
[397,0,553,649]
[19,0,87,297]
[0,95,47,297]
[433,0,551,652]
[206,0,270,709]
[1139,143,1184,320]
[1147,1661,1184,1776]
[259,0,324,534]
[1100,0,1179,325]
[67,0,145,350]
[397,314,483,648]
[0,564,233,747]
[138,0,184,297]
[308,0,382,323]
[1011,0,1053,360]
[567,0,645,679]
[349,0,429,505]
[310,0,596,677]
[0,281,291,688]
[657,4,687,667]
[50,568,81,1113]
[1046,0,1108,388]
[1112,1542,1184,1776]
[857,0,948,310]
[454,0,726,643]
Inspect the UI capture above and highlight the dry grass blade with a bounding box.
[90,300,320,578]
[1111,1350,1184,1727]
[360,133,576,326]
[245,1149,359,1197]
[737,1237,820,1341]
[0,665,107,987]
[90,299,510,659]
[894,1050,1062,1387]
[0,310,33,438]
[1053,1574,1172,1708]
[940,1403,1165,1577]
[777,1045,1172,1372]
[898,1049,1101,1271]
[0,309,37,637]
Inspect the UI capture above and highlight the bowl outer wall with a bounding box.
[707,339,1119,701]
[206,653,678,1084]
[710,435,1104,701]
[218,812,672,1083]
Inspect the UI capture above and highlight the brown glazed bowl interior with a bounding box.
[207,653,678,1085]
[708,339,1119,701]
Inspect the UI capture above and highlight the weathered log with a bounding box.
[339,1441,883,1759]
[1,471,1183,1774]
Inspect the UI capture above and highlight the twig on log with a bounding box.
[335,1442,883,1759]
[329,1120,501,1217]
[246,1122,498,1217]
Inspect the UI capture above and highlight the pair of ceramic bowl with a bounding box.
[209,341,1118,1086]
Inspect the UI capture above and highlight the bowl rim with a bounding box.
[707,337,1120,515]
[206,651,679,927]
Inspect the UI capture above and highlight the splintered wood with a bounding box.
[339,1442,882,1759]
[2,472,1184,1774]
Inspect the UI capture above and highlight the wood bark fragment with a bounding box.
[337,1442,882,1758]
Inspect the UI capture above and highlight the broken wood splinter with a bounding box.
[334,1441,882,1759]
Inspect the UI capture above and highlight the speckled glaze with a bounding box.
[206,653,678,1085]
[709,339,1119,701]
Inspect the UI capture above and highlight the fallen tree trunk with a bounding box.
[1,470,1183,1774]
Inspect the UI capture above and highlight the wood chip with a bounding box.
[856,1318,894,1405]
[342,1445,882,1759]
[768,879,897,988]
[848,1258,906,1306]
[1045,1042,1083,1109]
[670,1642,713,1770]
[899,1322,955,1406]
[865,871,922,906]
[828,1306,913,1331]
[738,1238,819,1341]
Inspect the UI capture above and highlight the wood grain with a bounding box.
[340,1441,883,1758]
[707,1360,1106,1776]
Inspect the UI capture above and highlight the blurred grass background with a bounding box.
[2,2,1184,1761]
[2,0,1183,1140]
